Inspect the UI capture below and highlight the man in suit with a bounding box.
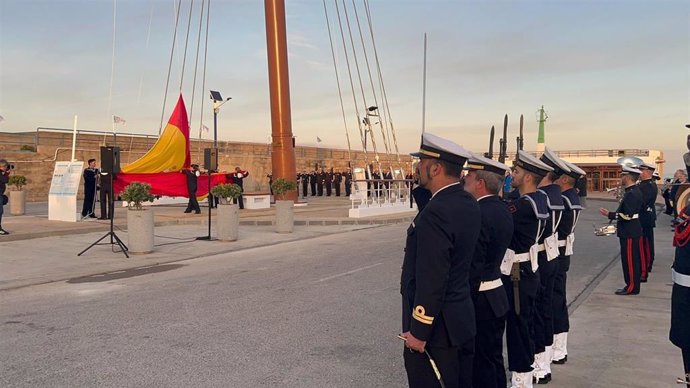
[503,151,554,388]
[300,170,309,198]
[400,133,481,388]
[81,159,99,219]
[317,168,325,196]
[637,162,658,279]
[599,165,645,295]
[463,154,513,388]
[333,169,343,197]
[309,170,317,196]
[325,168,333,196]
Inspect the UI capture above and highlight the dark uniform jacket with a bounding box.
[638,179,658,228]
[470,195,512,320]
[401,183,481,346]
[507,192,549,255]
[671,208,690,349]
[607,185,643,238]
[83,167,98,188]
[537,184,564,242]
[558,188,582,248]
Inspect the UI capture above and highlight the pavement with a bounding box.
[0,193,685,387]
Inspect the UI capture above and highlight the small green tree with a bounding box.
[271,178,296,201]
[210,183,242,204]
[120,182,155,210]
[8,175,27,191]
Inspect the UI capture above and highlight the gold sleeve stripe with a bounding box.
[419,149,441,158]
[618,213,631,220]
[413,305,434,325]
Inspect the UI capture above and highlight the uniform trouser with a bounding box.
[620,237,642,294]
[310,183,316,196]
[335,183,341,196]
[326,183,332,196]
[534,253,558,353]
[345,182,351,196]
[317,184,323,196]
[552,255,570,334]
[472,315,507,388]
[642,226,654,273]
[302,183,308,197]
[503,266,540,373]
[81,186,96,216]
[232,195,244,209]
[404,340,473,388]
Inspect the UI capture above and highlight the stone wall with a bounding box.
[0,131,411,202]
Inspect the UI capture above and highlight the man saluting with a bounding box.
[400,133,481,388]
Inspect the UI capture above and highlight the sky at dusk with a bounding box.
[1,0,688,172]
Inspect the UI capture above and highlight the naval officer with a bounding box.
[502,150,553,388]
[671,206,690,387]
[599,165,644,295]
[463,154,513,388]
[400,132,481,388]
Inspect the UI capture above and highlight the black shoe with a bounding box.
[640,277,648,283]
[535,373,551,384]
[88,214,97,218]
[552,355,567,365]
[184,210,192,213]
[0,229,9,235]
[194,210,201,214]
[615,288,639,295]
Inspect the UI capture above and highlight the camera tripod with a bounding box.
[78,173,129,258]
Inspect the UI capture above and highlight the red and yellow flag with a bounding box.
[122,94,190,173]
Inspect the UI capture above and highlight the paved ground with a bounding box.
[0,196,685,387]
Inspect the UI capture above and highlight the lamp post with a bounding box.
[197,91,231,241]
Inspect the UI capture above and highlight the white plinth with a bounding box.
[348,202,417,218]
[244,194,271,209]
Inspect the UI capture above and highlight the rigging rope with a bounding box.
[137,2,155,105]
[322,0,353,164]
[350,0,392,172]
[189,0,205,131]
[364,0,403,175]
[179,0,195,92]
[341,0,383,181]
[334,1,370,174]
[198,0,211,154]
[159,0,182,135]
[106,0,117,146]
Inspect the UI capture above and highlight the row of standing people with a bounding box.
[296,169,353,197]
[400,132,586,388]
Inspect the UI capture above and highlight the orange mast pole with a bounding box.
[265,0,297,201]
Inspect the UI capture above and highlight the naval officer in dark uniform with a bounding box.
[550,160,586,366]
[637,162,658,280]
[671,206,690,387]
[400,133,481,388]
[81,158,99,219]
[599,165,644,295]
[464,154,513,388]
[502,150,553,388]
[532,147,571,384]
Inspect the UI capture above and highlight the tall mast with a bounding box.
[265,0,297,200]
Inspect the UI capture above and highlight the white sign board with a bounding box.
[48,161,83,222]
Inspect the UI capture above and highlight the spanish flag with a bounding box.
[122,94,190,173]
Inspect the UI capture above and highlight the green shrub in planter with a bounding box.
[271,178,296,200]
[8,175,27,191]
[120,182,155,210]
[210,183,242,204]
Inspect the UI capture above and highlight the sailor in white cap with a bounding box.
[599,165,645,295]
[463,154,513,388]
[400,132,481,388]
[504,150,553,388]
[532,148,570,384]
[550,160,586,366]
[637,162,658,280]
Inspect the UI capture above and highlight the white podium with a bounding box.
[48,161,83,222]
